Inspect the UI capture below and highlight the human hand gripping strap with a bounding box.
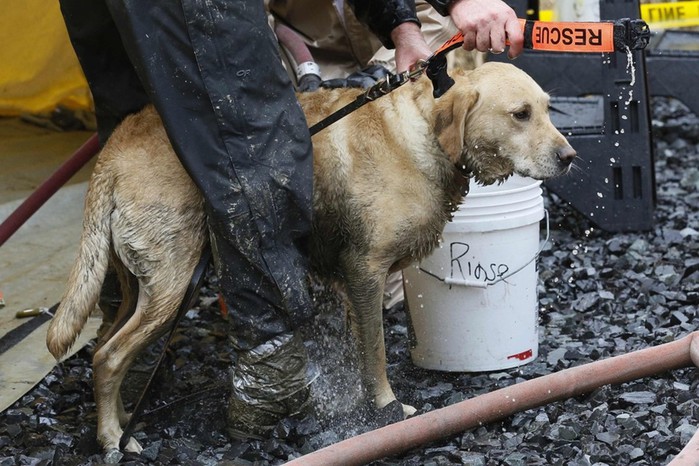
[424,17,651,97]
[432,17,650,57]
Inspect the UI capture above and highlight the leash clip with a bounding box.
[364,57,431,102]
[407,59,429,81]
[425,55,455,98]
[613,18,651,51]
[364,72,407,101]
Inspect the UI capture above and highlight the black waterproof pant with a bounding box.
[59,0,314,351]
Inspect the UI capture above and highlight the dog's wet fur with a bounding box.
[47,62,575,452]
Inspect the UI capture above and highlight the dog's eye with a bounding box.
[512,110,530,121]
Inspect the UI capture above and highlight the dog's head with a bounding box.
[433,62,575,185]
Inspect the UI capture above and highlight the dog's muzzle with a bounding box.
[556,145,577,170]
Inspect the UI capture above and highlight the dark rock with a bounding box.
[596,431,620,445]
[619,391,657,405]
[140,440,162,462]
[503,452,528,466]
[452,451,486,466]
[675,423,697,444]
[103,449,123,464]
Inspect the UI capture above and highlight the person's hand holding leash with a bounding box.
[390,21,433,73]
[447,0,523,58]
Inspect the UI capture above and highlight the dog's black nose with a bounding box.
[556,146,576,165]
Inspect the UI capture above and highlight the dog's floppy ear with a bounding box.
[433,84,479,163]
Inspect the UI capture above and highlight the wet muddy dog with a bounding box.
[47,62,575,452]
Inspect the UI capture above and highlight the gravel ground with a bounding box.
[1,96,698,466]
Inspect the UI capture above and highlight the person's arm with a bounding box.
[427,0,524,58]
[348,0,421,49]
[390,20,433,72]
[349,0,432,72]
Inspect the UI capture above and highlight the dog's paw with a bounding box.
[375,393,417,419]
[367,399,405,429]
[102,436,142,462]
[122,437,143,454]
[402,403,417,418]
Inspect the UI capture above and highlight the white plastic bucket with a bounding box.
[403,175,545,372]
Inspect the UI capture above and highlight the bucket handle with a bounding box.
[420,209,550,289]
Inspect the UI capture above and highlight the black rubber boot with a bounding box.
[226,333,311,439]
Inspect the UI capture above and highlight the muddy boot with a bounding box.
[226,333,311,439]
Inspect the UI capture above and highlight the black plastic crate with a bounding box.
[646,30,699,116]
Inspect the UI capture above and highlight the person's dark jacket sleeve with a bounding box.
[347,0,420,49]
[425,0,453,16]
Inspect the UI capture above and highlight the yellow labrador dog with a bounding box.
[46,62,575,452]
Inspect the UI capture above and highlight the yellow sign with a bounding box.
[641,1,699,29]
[540,1,699,29]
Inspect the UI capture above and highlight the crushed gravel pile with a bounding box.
[0,96,697,465]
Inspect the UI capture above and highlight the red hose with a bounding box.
[275,22,314,64]
[0,133,99,248]
[287,332,699,466]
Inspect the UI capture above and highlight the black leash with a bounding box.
[119,245,211,450]
[308,64,429,136]
[307,50,457,136]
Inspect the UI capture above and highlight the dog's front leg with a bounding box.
[344,261,417,418]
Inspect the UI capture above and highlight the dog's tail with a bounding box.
[46,163,114,360]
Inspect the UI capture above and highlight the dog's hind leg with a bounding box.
[95,251,138,348]
[343,259,417,418]
[94,257,140,428]
[92,282,185,453]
